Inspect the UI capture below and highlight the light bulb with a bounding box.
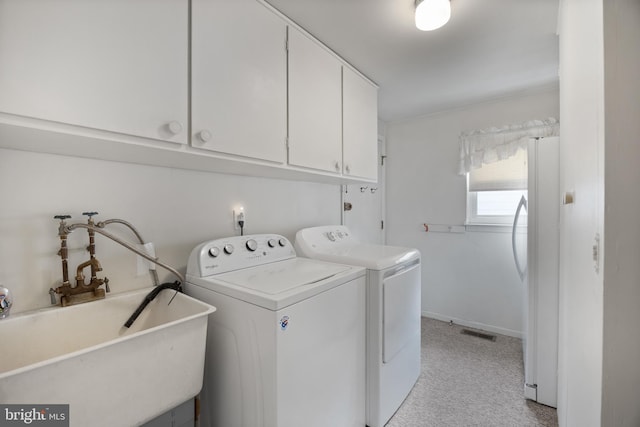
[415,0,451,31]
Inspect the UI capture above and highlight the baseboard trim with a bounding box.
[422,311,523,339]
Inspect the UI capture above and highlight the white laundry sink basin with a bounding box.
[0,287,215,427]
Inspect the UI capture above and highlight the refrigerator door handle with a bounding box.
[512,195,528,281]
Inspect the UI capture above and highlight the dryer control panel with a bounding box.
[295,225,358,252]
[323,227,352,242]
[187,234,296,277]
[295,225,420,271]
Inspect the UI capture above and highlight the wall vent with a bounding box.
[460,328,497,342]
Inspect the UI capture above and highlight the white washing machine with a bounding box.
[184,234,366,427]
[295,226,421,427]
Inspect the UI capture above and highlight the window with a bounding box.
[466,148,527,225]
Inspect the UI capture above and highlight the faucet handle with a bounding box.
[82,211,99,218]
[54,214,72,221]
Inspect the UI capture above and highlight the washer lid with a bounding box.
[217,257,350,294]
[189,258,363,310]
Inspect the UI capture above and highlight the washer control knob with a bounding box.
[278,238,287,247]
[223,244,234,255]
[267,238,277,248]
[326,232,336,242]
[208,247,220,258]
[245,239,258,252]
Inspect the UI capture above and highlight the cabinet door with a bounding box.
[0,0,188,144]
[343,67,378,181]
[192,0,287,163]
[288,27,342,174]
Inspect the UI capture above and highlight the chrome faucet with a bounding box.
[0,286,12,319]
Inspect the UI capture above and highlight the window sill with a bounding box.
[464,223,514,233]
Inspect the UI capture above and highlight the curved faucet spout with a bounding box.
[76,257,103,285]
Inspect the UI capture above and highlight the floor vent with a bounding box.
[461,328,497,342]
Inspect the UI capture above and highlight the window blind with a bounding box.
[468,148,527,192]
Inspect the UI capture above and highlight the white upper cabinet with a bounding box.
[287,27,343,174]
[0,0,188,144]
[191,0,287,163]
[0,0,378,184]
[342,66,379,181]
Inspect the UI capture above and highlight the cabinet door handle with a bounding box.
[345,164,351,174]
[197,130,212,143]
[334,161,340,171]
[167,121,183,135]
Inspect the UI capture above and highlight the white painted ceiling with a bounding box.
[264,0,560,122]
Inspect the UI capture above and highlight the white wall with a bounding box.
[385,88,559,337]
[0,148,341,314]
[601,0,640,425]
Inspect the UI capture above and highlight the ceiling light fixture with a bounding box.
[415,0,451,31]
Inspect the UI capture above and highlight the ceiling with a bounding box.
[264,0,560,123]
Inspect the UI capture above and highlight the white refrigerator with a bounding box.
[512,136,559,408]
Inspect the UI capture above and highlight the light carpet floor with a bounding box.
[386,317,558,427]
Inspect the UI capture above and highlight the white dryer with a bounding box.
[184,234,366,427]
[295,226,421,427]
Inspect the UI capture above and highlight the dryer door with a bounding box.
[383,261,421,363]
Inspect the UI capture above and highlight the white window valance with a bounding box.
[458,117,559,175]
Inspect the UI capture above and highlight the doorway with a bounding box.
[341,136,386,244]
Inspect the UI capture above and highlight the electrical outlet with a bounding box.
[233,208,245,230]
[136,242,156,276]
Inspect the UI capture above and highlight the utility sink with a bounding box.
[0,287,215,427]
